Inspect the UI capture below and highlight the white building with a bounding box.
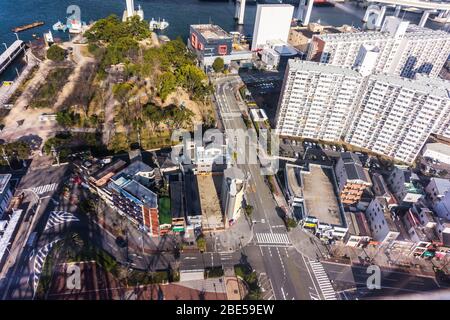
[275,60,363,142]
[221,167,245,224]
[251,4,294,51]
[425,177,450,205]
[365,197,400,244]
[345,74,450,163]
[422,143,450,165]
[122,0,144,22]
[307,17,450,78]
[275,60,450,164]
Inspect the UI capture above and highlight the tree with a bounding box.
[245,205,254,218]
[212,57,225,73]
[143,103,164,133]
[47,45,66,62]
[157,72,177,101]
[112,83,133,104]
[56,109,80,127]
[196,236,206,252]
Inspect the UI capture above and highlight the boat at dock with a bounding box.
[52,20,68,32]
[149,18,169,31]
[66,18,85,34]
[12,21,44,33]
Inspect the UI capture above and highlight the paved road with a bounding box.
[1,164,70,300]
[322,261,450,299]
[213,75,324,300]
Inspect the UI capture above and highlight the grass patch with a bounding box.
[30,67,73,109]
[158,197,171,225]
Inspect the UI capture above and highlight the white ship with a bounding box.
[52,20,67,32]
[66,18,84,34]
[149,18,169,31]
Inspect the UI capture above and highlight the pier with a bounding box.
[0,40,26,75]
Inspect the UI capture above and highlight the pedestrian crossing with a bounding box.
[255,232,291,246]
[309,261,337,300]
[45,211,79,231]
[31,183,58,195]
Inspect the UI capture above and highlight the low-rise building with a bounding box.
[0,174,12,219]
[335,153,372,205]
[434,190,450,220]
[425,177,450,205]
[365,197,400,245]
[285,163,347,240]
[170,180,185,233]
[344,210,372,247]
[221,166,245,225]
[422,143,450,165]
[188,24,253,70]
[288,23,355,53]
[371,172,398,210]
[387,167,424,205]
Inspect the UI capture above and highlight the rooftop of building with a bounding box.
[339,152,371,184]
[425,142,450,156]
[0,174,12,194]
[288,59,362,77]
[286,163,303,199]
[112,160,153,179]
[184,171,201,217]
[345,210,371,237]
[110,177,157,208]
[315,23,450,42]
[428,177,450,195]
[197,174,224,229]
[290,23,355,39]
[373,197,399,233]
[302,164,344,226]
[370,73,450,99]
[191,24,232,40]
[170,180,184,219]
[91,159,127,182]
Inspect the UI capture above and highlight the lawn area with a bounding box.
[30,67,73,108]
[159,196,171,225]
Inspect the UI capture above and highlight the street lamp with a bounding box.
[2,43,7,51]
[14,33,19,41]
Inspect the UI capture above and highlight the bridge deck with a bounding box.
[0,40,26,74]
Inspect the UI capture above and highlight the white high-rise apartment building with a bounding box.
[275,59,450,163]
[307,17,450,78]
[275,60,363,142]
[345,75,450,163]
[251,4,294,51]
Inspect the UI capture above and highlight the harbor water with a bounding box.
[1,0,448,81]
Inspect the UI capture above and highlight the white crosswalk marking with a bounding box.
[309,261,337,300]
[31,183,58,195]
[255,232,291,245]
[45,211,79,231]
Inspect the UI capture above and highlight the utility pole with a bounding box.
[2,147,11,169]
[50,145,60,166]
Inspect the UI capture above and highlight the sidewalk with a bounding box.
[210,213,253,253]
[329,243,440,277]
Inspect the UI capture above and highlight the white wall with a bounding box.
[252,4,294,51]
